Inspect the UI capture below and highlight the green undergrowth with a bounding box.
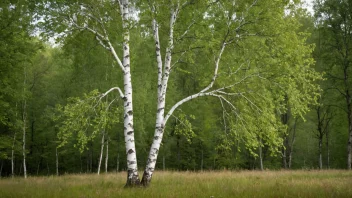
[1,170,352,197]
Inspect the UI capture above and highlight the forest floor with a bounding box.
[0,170,352,197]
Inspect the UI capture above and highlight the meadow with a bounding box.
[1,170,352,197]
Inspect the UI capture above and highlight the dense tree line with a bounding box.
[0,0,351,186]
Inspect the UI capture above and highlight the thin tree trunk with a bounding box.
[259,137,263,171]
[105,138,109,173]
[0,160,3,178]
[288,119,297,169]
[319,138,323,169]
[282,148,287,169]
[90,142,93,173]
[37,160,40,175]
[19,161,22,175]
[22,68,27,179]
[161,156,164,171]
[201,150,203,171]
[47,162,50,175]
[86,149,89,173]
[347,105,352,170]
[97,132,105,175]
[56,147,59,176]
[326,129,330,169]
[11,132,16,178]
[116,153,119,173]
[12,103,18,178]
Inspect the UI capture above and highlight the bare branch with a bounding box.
[240,93,262,112]
[101,87,124,99]
[176,20,196,41]
[200,42,226,93]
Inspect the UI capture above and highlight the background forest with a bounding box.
[1,0,352,179]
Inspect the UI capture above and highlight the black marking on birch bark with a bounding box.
[124,127,127,130]
[147,158,157,163]
[158,84,162,89]
[127,138,134,142]
[156,47,160,51]
[123,97,127,101]
[147,158,152,163]
[128,123,133,127]
[124,102,130,107]
[154,136,159,140]
[153,148,159,154]
[127,131,133,135]
[125,64,130,68]
[124,55,130,59]
[156,127,163,132]
[159,98,164,102]
[128,160,136,165]
[124,46,128,50]
[127,149,135,154]
[127,110,133,116]
[155,41,159,45]
[124,114,128,119]
[157,107,164,113]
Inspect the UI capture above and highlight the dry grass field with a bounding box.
[1,170,352,197]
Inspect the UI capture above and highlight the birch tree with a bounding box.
[41,0,321,186]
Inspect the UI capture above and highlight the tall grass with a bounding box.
[1,170,351,197]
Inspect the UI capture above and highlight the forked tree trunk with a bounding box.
[141,4,178,186]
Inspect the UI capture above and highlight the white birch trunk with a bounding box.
[105,138,109,173]
[22,68,27,179]
[119,0,140,186]
[97,132,105,175]
[141,5,178,186]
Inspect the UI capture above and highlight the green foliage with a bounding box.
[55,90,120,153]
[174,111,196,143]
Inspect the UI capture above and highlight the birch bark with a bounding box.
[97,132,105,175]
[119,0,140,186]
[105,138,109,173]
[22,68,27,179]
[141,4,179,185]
